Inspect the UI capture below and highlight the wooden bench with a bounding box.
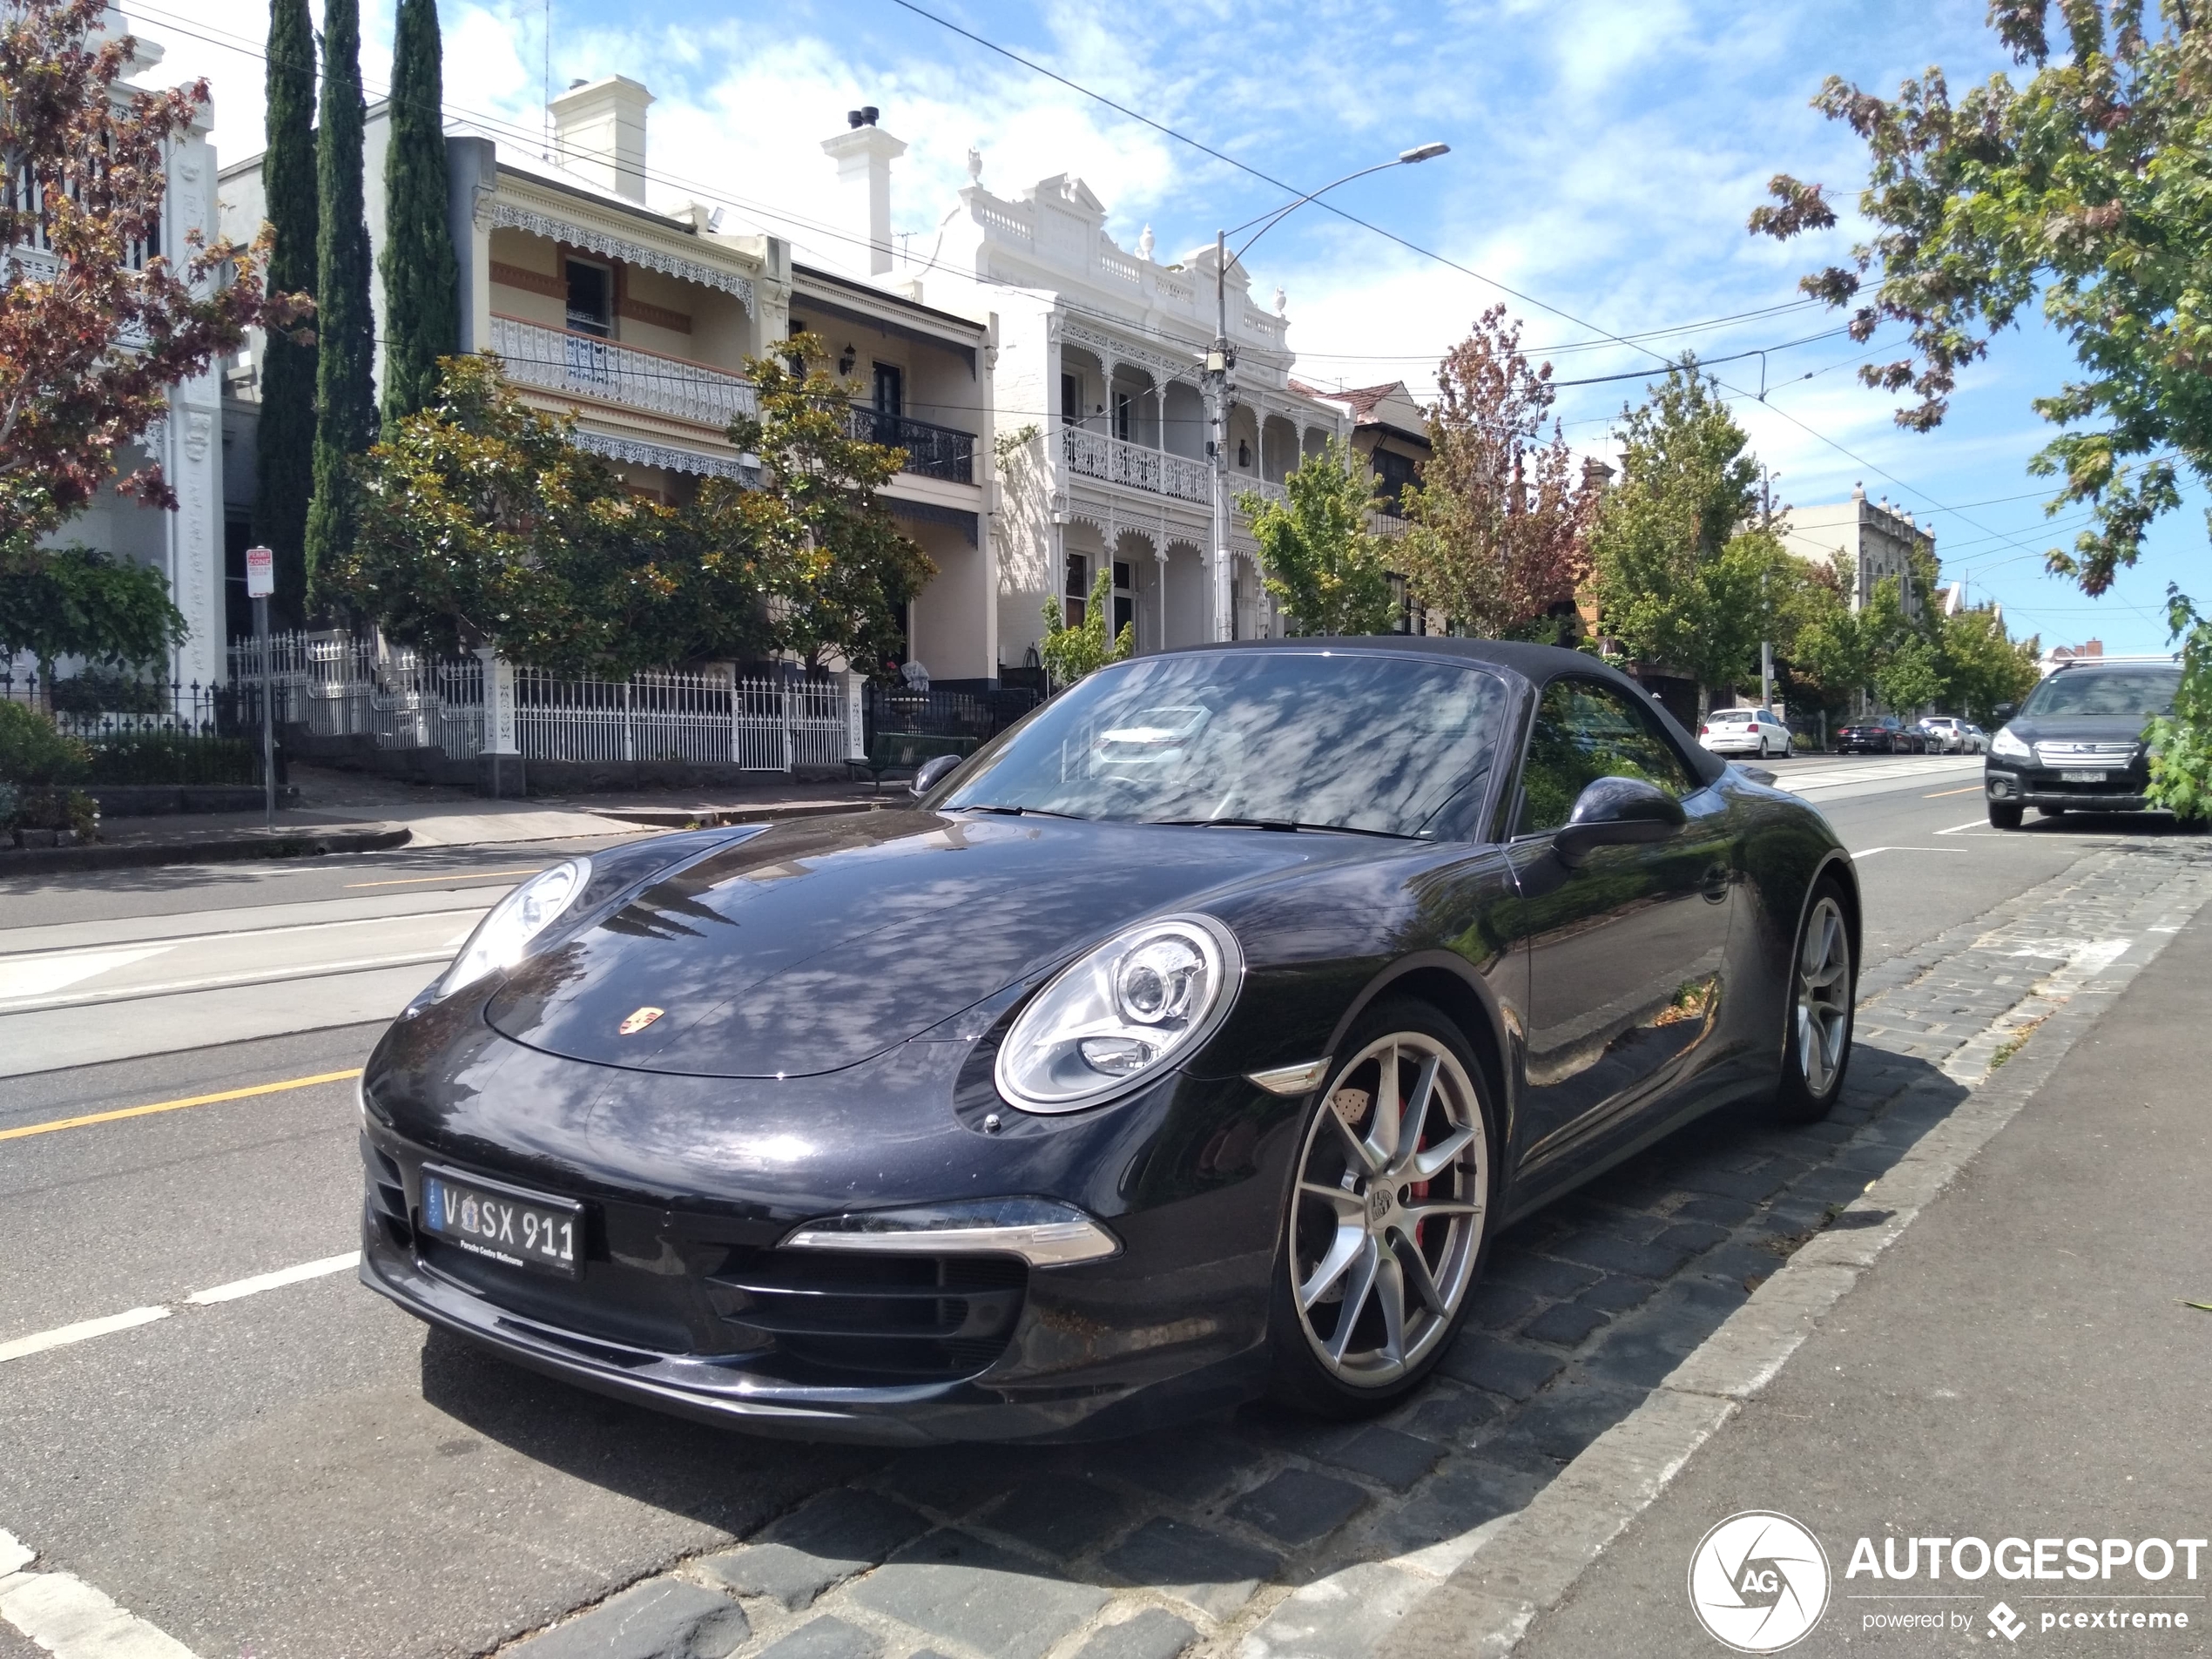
[848,731,977,789]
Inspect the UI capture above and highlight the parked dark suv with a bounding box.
[1984,658,2183,828]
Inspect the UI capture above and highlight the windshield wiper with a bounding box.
[953,804,1087,820]
[1144,816,1415,840]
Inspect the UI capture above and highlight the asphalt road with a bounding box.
[0,764,2182,1658]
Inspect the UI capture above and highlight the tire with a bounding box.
[1989,801,2024,829]
[1267,999,1497,1418]
[1774,883,1856,1124]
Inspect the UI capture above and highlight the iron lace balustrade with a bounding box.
[844,405,976,484]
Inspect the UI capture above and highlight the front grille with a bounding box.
[709,1250,1027,1381]
[362,1136,410,1248]
[2035,740,2138,766]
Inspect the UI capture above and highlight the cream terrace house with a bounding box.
[823,117,1351,662]
[217,78,995,680]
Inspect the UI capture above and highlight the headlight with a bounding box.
[1990,725,2032,760]
[995,914,1244,1113]
[433,857,592,1000]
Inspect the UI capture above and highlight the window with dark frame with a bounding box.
[1062,371,1081,426]
[1113,391,1133,442]
[1112,560,1134,640]
[565,258,611,337]
[873,361,904,418]
[1064,552,1089,627]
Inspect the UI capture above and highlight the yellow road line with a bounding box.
[0,1069,363,1143]
[344,868,538,888]
[1924,785,1984,798]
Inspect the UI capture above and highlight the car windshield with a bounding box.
[940,650,1509,839]
[2021,666,2181,718]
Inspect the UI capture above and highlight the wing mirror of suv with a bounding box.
[1553,775,1689,868]
[910,753,963,798]
[1993,702,2016,721]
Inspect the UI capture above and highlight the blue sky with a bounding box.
[134,0,2201,652]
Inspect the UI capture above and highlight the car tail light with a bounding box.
[1699,725,1710,735]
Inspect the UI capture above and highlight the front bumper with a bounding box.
[1985,765,2155,813]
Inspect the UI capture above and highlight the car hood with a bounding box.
[484,809,1346,1078]
[2007,711,2154,749]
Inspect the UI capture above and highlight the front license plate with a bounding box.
[2060,770,2109,783]
[420,1165,584,1278]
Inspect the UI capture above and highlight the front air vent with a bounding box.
[363,1136,410,1247]
[711,1250,1027,1381]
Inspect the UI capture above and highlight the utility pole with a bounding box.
[1759,467,1777,711]
[1206,230,1236,643]
[1202,143,1449,647]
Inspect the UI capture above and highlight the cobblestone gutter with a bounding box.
[492,840,2212,1659]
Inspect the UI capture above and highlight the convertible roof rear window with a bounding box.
[942,650,1509,839]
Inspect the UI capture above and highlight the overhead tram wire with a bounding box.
[129,0,1866,400]
[876,0,2113,572]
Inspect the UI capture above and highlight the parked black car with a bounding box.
[358,640,1859,1443]
[1985,658,2184,828]
[1835,716,1924,754]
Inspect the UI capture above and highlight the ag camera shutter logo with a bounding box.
[1688,1511,1831,1652]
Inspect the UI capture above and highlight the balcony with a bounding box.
[842,406,976,484]
[1061,424,1211,505]
[490,314,757,430]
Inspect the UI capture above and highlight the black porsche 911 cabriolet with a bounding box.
[358,639,1858,1442]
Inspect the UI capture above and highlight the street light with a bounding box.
[1204,142,1449,641]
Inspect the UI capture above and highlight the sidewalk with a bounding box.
[2,765,887,873]
[1480,907,2212,1656]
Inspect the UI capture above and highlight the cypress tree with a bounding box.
[381,0,458,423]
[303,0,377,607]
[253,0,318,625]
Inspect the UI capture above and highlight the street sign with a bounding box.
[246,544,275,598]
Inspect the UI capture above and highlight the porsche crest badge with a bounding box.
[618,1006,665,1035]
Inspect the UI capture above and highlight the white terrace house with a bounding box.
[6,30,227,695]
[218,79,996,679]
[829,121,1351,664]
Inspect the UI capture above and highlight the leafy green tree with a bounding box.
[1750,0,2212,807]
[1040,565,1132,687]
[706,334,934,675]
[1399,306,1594,639]
[0,543,188,691]
[1587,364,1777,710]
[379,0,456,424]
[1236,436,1395,636]
[254,0,318,622]
[327,354,754,675]
[304,0,376,605]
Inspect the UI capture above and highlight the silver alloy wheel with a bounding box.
[1289,1032,1487,1386]
[1794,895,1851,1097]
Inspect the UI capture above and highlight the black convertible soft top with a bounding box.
[1159,636,1729,787]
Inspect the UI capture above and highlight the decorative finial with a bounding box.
[966,145,982,185]
[1272,285,1287,315]
[1136,224,1154,260]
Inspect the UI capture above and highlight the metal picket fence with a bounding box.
[219,631,856,772]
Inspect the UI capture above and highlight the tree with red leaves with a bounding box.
[0,0,300,556]
[1399,306,1596,641]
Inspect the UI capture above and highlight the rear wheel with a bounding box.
[1268,1001,1494,1417]
[1989,801,2024,830]
[1774,887,1855,1123]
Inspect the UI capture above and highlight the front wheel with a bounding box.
[1268,1002,1494,1417]
[1774,887,1855,1123]
[1989,800,2024,829]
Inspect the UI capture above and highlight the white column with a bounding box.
[167,120,223,692]
[841,670,867,760]
[479,647,517,754]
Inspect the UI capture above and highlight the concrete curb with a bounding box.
[589,799,888,830]
[0,824,411,873]
[1382,848,2212,1659]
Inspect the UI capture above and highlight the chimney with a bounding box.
[821,108,907,275]
[550,75,654,204]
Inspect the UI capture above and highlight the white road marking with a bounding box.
[185,1251,361,1306]
[1936,817,1993,834]
[0,949,460,1015]
[0,945,172,1001]
[0,1251,361,1366]
[1851,846,1975,859]
[0,1534,199,1658]
[0,1306,170,1365]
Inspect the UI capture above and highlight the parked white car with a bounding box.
[1919,716,1974,754]
[1699,706,1793,759]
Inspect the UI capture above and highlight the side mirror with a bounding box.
[1993,703,2016,722]
[1553,775,1687,868]
[910,753,962,798]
